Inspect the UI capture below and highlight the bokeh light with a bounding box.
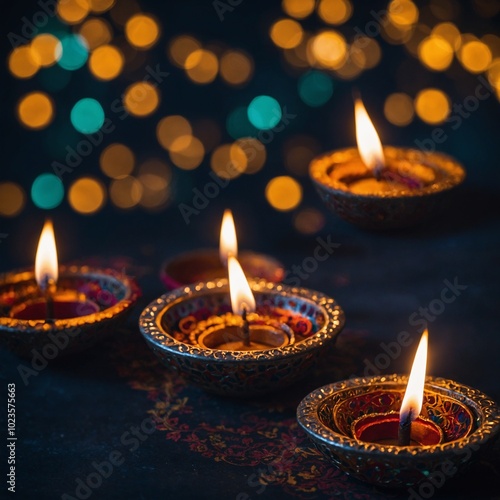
[71,98,105,133]
[31,173,64,209]
[138,159,171,210]
[57,0,90,25]
[265,176,302,211]
[226,107,258,139]
[169,137,205,170]
[388,0,419,27]
[317,0,353,25]
[185,49,219,84]
[220,50,254,86]
[57,34,89,71]
[384,93,414,126]
[109,176,143,209]
[0,183,26,217]
[270,19,303,49]
[8,46,40,79]
[123,82,159,117]
[459,40,492,73]
[283,35,310,68]
[17,92,54,129]
[298,70,334,107]
[235,137,266,174]
[283,135,321,176]
[383,20,413,45]
[68,177,106,214]
[415,88,450,124]
[309,31,347,69]
[482,34,500,58]
[247,96,281,130]
[38,65,72,92]
[352,37,381,69]
[294,208,325,234]
[89,0,115,13]
[31,34,61,67]
[418,36,454,71]
[89,45,124,80]
[100,143,135,179]
[125,14,160,50]
[168,35,201,68]
[210,144,247,179]
[487,58,500,88]
[157,116,192,150]
[432,22,461,50]
[334,58,363,79]
[79,18,113,50]
[282,0,315,19]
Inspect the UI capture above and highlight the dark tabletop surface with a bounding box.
[1,0,500,498]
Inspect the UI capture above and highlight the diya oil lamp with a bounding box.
[195,256,292,352]
[140,251,344,395]
[160,209,284,289]
[310,97,466,229]
[0,220,139,357]
[351,330,443,447]
[297,329,500,488]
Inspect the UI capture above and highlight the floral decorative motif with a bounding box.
[112,330,384,499]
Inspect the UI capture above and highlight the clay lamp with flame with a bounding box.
[310,97,466,229]
[10,220,98,320]
[0,220,139,357]
[195,256,291,351]
[297,328,500,487]
[351,330,443,446]
[139,266,344,395]
[160,210,284,289]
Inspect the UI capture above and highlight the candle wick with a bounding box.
[373,162,384,181]
[398,408,413,446]
[43,276,56,322]
[242,307,250,347]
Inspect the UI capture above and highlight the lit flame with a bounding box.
[35,219,58,292]
[354,97,385,174]
[220,209,238,266]
[400,329,428,424]
[228,255,255,316]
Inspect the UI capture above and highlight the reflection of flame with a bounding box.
[228,256,255,316]
[354,97,385,174]
[400,329,428,423]
[35,219,58,291]
[220,209,238,266]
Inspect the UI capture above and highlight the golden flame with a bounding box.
[400,329,428,424]
[354,97,385,174]
[228,255,255,316]
[219,209,238,266]
[35,219,58,291]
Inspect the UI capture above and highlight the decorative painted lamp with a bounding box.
[0,220,139,357]
[195,256,292,351]
[160,210,284,289]
[350,330,443,447]
[297,329,500,487]
[310,97,466,229]
[140,251,344,396]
